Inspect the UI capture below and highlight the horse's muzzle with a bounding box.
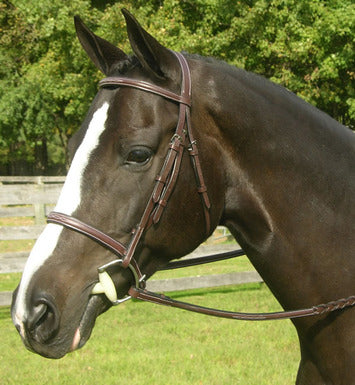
[12,291,60,352]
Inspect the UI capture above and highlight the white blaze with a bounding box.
[14,102,110,327]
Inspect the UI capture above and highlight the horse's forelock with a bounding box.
[109,55,140,76]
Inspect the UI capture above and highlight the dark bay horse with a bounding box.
[11,10,354,384]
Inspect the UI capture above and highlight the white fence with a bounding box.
[0,176,262,306]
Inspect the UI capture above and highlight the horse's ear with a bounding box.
[122,8,179,81]
[74,16,128,75]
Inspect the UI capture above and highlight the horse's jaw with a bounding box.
[69,294,110,353]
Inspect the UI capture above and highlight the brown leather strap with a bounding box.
[47,211,147,282]
[160,249,245,270]
[47,211,127,257]
[99,77,191,106]
[98,52,210,268]
[185,108,211,234]
[129,287,355,321]
[48,52,210,279]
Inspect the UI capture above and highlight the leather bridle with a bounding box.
[48,51,210,299]
[47,51,355,320]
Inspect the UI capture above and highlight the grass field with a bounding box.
[1,284,300,385]
[1,218,300,384]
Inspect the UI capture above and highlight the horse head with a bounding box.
[11,10,225,358]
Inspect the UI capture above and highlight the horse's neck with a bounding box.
[202,64,355,308]
[195,59,355,382]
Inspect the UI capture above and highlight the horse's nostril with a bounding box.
[29,303,47,327]
[26,297,60,344]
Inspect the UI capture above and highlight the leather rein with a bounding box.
[47,51,355,321]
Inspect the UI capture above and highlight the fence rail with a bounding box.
[0,176,262,306]
[0,176,64,225]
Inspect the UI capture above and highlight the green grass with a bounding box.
[0,239,35,253]
[0,273,22,291]
[0,284,299,385]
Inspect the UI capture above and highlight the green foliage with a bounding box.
[0,0,353,174]
[0,0,101,172]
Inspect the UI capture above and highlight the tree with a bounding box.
[0,0,353,175]
[0,0,102,173]
[127,0,354,128]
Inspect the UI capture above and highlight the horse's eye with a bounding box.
[126,148,152,165]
